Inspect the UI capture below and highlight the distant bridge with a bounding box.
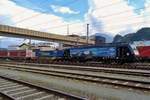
[0,24,94,46]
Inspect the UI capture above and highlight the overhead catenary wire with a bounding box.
[0,0,47,22]
[1,0,149,36]
[1,0,79,24]
[47,20,150,37]
[8,0,80,25]
[71,20,150,34]
[2,0,140,30]
[90,14,150,27]
[23,0,123,26]
[28,1,123,28]
[9,8,148,36]
[2,0,123,28]
[27,1,141,29]
[40,7,149,32]
[37,5,149,31]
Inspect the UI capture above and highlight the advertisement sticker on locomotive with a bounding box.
[69,46,117,58]
[89,47,116,57]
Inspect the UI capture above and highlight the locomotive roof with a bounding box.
[68,42,129,49]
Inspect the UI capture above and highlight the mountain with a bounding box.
[93,33,113,43]
[113,27,150,43]
[112,34,123,43]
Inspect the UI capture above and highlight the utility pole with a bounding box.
[0,39,2,48]
[86,24,89,45]
[67,24,69,35]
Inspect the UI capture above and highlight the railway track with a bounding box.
[0,74,86,100]
[1,61,150,70]
[0,64,150,91]
[37,62,150,69]
[1,63,150,77]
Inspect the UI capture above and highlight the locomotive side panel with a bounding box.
[34,50,65,63]
[69,46,116,57]
[90,47,116,58]
[35,50,64,57]
[68,46,117,62]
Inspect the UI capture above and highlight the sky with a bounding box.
[0,0,150,47]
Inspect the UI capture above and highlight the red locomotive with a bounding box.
[137,46,150,58]
[131,41,150,61]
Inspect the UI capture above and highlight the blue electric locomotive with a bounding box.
[64,43,135,64]
[33,43,135,64]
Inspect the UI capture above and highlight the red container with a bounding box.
[8,50,33,58]
[137,46,150,58]
[19,51,26,57]
[9,50,20,57]
[0,51,8,57]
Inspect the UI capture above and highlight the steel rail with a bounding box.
[0,64,150,91]
[0,74,86,100]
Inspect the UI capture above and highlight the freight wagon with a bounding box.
[0,50,8,58]
[0,50,34,61]
[8,50,33,61]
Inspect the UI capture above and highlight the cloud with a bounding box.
[0,15,14,25]
[0,0,85,35]
[1,0,149,46]
[0,0,86,47]
[87,0,150,37]
[51,5,79,14]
